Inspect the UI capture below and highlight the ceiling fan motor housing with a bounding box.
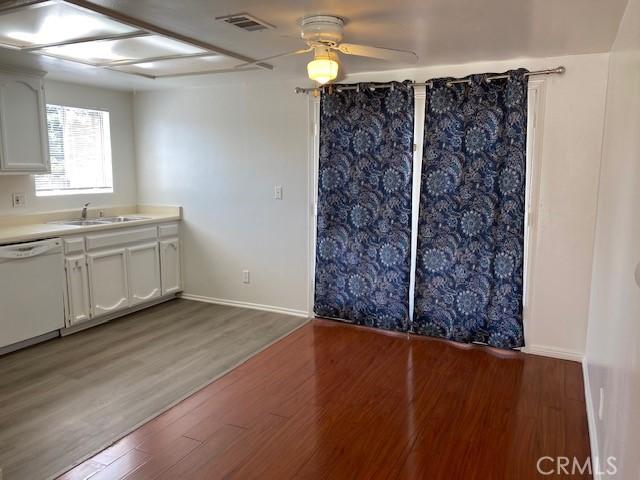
[301,15,344,47]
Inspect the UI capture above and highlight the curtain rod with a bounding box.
[294,66,565,95]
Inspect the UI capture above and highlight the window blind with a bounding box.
[35,104,113,195]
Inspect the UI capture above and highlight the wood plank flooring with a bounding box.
[62,318,591,480]
[0,299,308,480]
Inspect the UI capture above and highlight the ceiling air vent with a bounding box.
[215,13,274,32]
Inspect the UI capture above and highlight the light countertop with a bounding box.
[0,205,181,245]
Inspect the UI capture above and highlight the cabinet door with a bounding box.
[65,255,91,325]
[0,74,49,173]
[127,242,161,306]
[160,238,182,295]
[87,248,129,317]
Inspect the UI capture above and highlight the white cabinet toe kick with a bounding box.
[60,222,182,335]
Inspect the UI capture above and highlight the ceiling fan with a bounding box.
[236,15,419,84]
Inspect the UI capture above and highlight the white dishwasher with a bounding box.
[0,238,65,351]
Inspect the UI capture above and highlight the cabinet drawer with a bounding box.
[158,223,179,239]
[63,237,85,255]
[86,227,157,251]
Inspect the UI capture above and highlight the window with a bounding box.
[35,104,113,196]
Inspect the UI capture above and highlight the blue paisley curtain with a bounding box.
[413,70,528,349]
[314,82,414,331]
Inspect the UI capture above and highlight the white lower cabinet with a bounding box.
[127,242,161,306]
[64,255,91,326]
[62,223,182,327]
[160,238,181,295]
[87,248,129,318]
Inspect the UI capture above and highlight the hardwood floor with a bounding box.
[61,319,591,480]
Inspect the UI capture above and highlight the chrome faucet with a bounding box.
[81,202,90,220]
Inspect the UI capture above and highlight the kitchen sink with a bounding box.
[48,216,149,226]
[99,216,150,223]
[48,219,110,226]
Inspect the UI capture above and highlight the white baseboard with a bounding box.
[180,293,309,318]
[582,357,601,480]
[522,344,584,362]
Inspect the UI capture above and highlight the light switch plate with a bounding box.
[274,185,283,200]
[242,269,250,284]
[11,192,25,208]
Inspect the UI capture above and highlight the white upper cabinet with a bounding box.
[0,70,50,174]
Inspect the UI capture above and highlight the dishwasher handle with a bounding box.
[0,239,62,259]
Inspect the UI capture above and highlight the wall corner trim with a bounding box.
[180,293,310,318]
[582,357,602,480]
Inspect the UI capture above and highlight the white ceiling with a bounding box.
[0,0,629,90]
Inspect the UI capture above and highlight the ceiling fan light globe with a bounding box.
[307,58,338,84]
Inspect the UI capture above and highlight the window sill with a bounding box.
[35,188,114,197]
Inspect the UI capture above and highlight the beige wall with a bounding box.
[0,80,137,215]
[348,53,610,358]
[584,0,640,476]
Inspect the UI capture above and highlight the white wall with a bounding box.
[0,80,137,215]
[134,81,310,314]
[584,0,640,476]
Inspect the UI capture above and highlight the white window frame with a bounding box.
[307,81,546,337]
[35,103,113,197]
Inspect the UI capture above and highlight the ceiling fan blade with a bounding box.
[235,47,313,68]
[337,43,418,63]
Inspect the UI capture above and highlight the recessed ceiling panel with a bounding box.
[112,55,242,77]
[0,1,138,48]
[42,34,207,64]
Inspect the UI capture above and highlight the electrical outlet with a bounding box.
[598,387,604,420]
[11,192,25,208]
[274,185,283,200]
[242,269,250,284]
